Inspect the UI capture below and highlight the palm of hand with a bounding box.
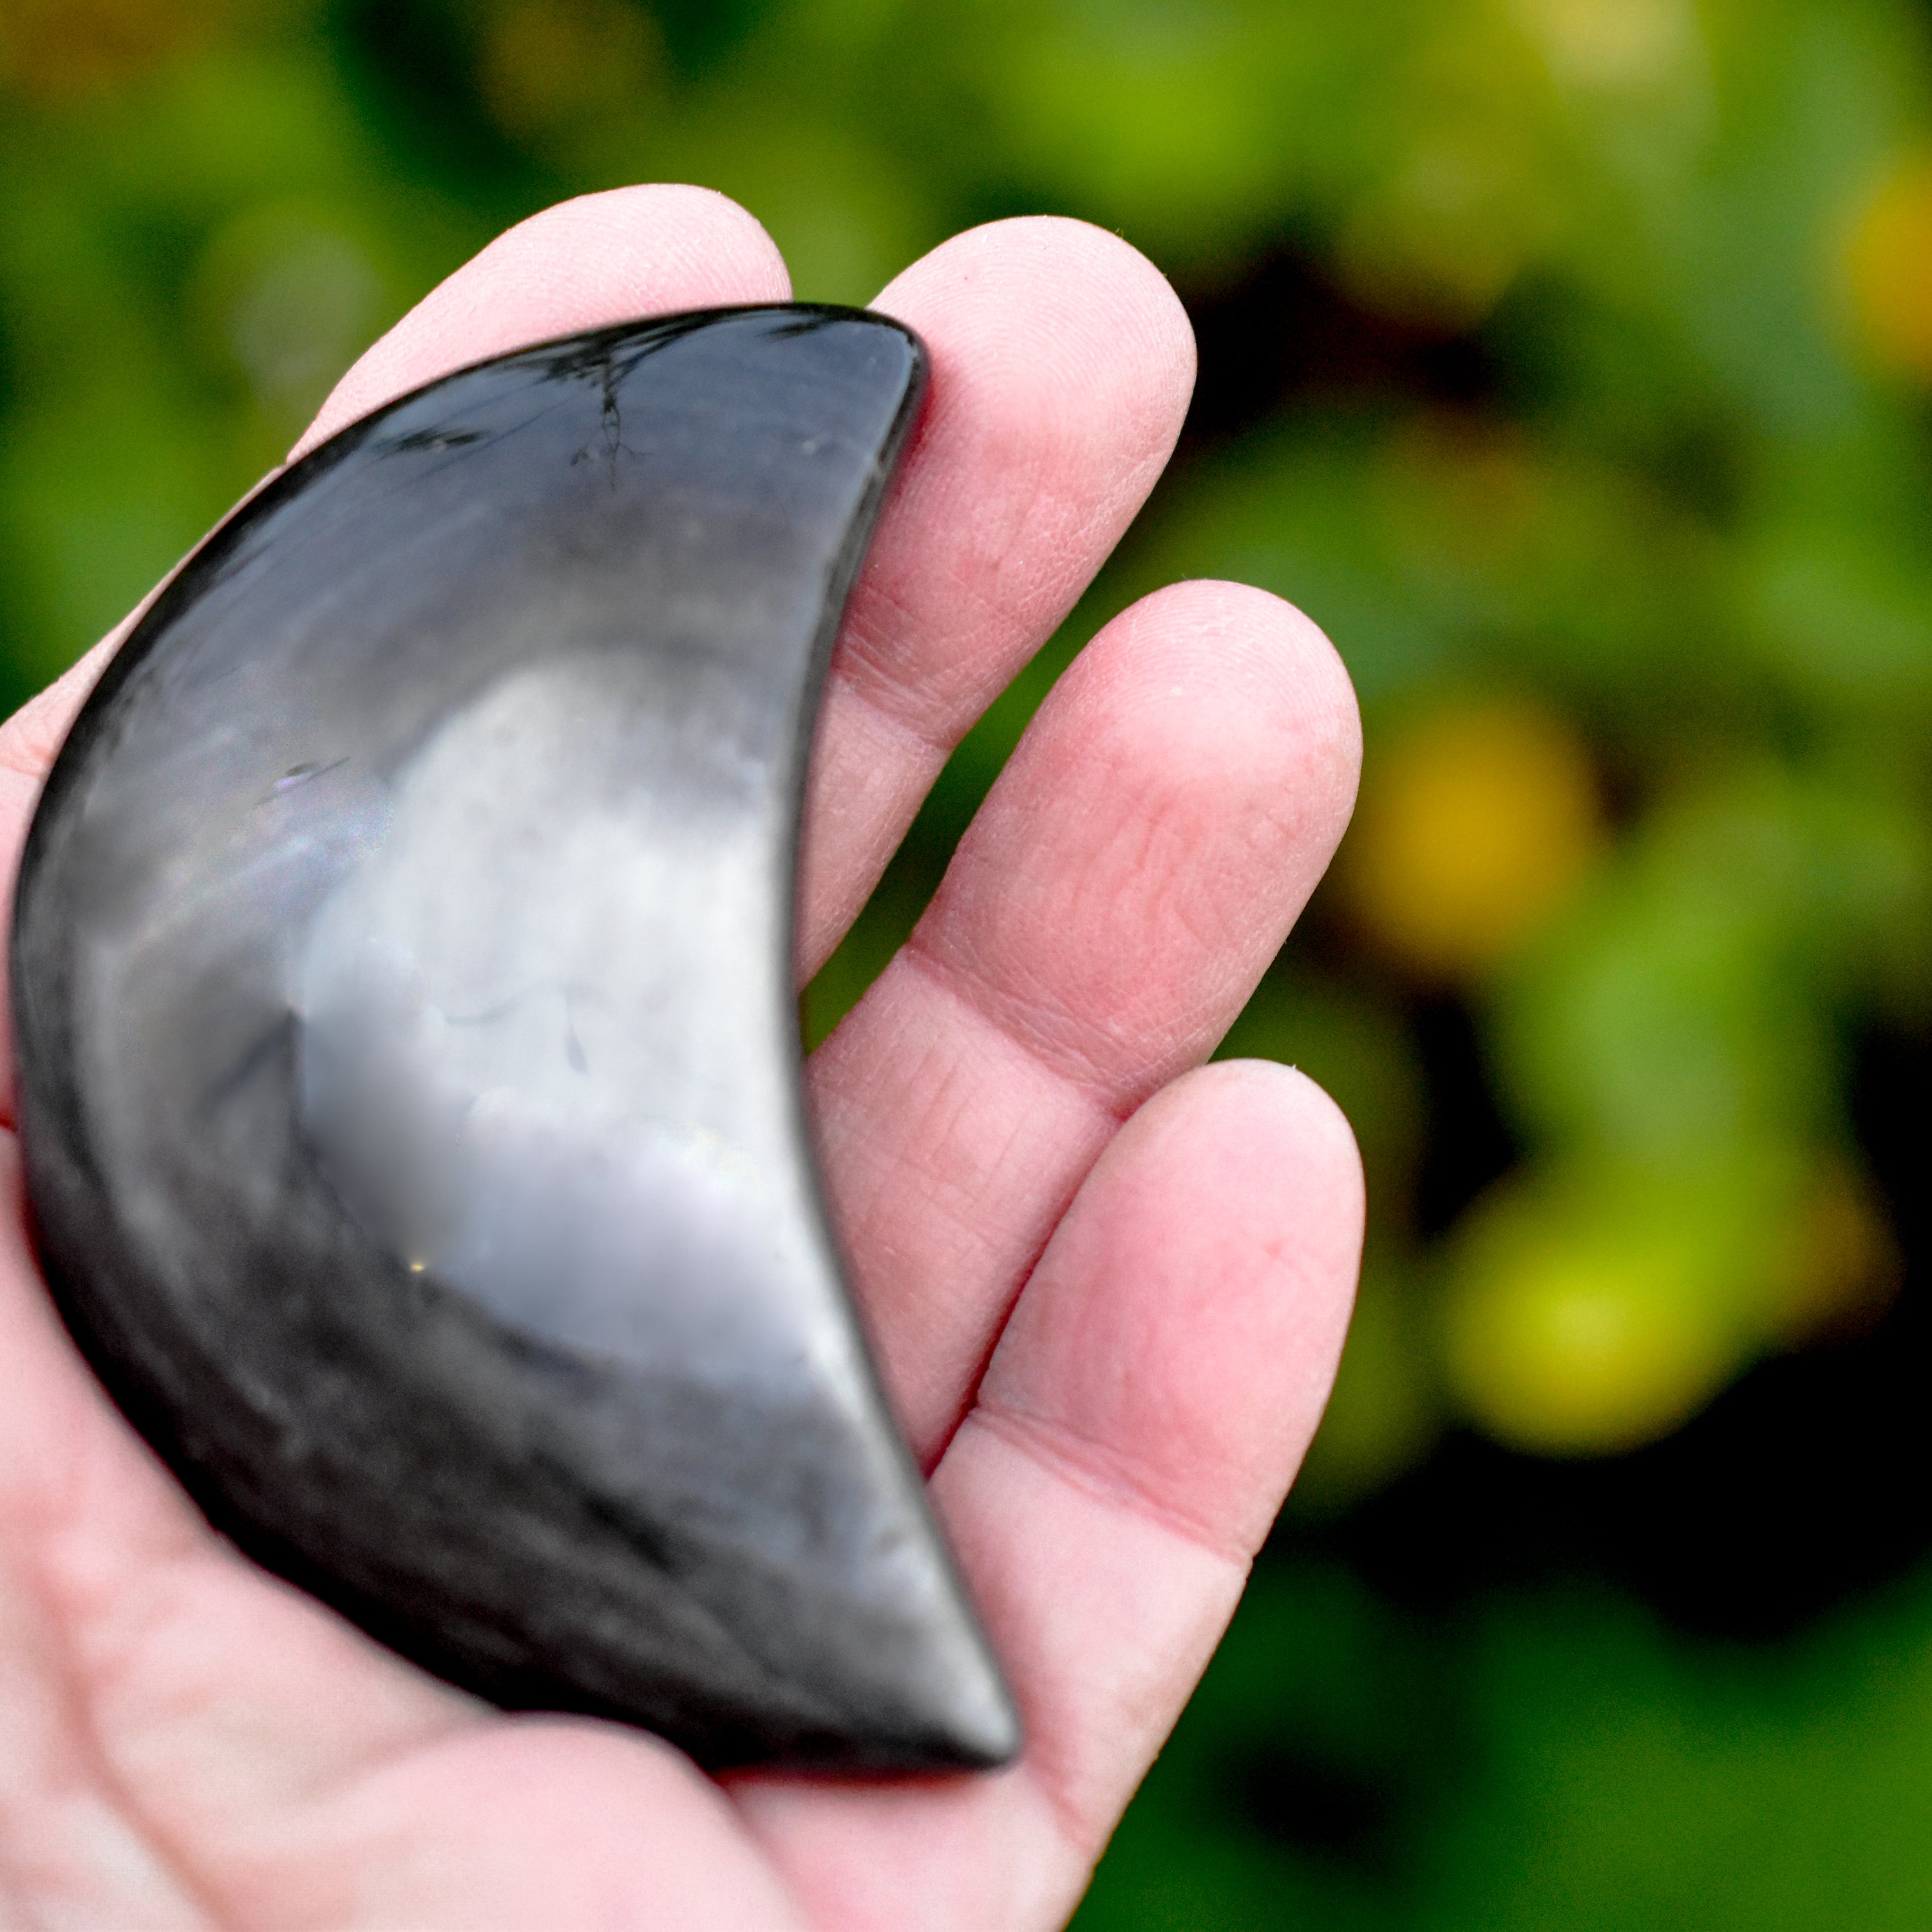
[0,188,1362,1931]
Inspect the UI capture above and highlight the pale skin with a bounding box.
[0,187,1364,1930]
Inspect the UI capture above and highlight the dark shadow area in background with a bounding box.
[329,1,542,207]
[1179,248,1499,458]
[1305,1021,1932,1643]
[1171,249,1932,1653]
[1230,1744,1397,1870]
[1408,992,1521,1240]
[328,0,770,203]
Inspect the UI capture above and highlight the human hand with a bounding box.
[0,187,1363,1930]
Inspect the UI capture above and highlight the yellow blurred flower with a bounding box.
[1440,1164,1762,1457]
[1340,699,1604,980]
[1444,1224,1741,1457]
[1440,1148,1899,1459]
[1844,153,1932,381]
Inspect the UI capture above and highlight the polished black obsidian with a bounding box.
[11,306,1020,1772]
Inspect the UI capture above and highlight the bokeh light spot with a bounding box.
[1340,698,1604,980]
[1844,153,1932,381]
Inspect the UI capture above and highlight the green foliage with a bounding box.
[5,0,1932,1918]
[1078,1557,1932,1931]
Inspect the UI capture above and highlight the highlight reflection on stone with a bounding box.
[11,306,1021,1772]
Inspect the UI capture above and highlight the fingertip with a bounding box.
[799,214,1207,963]
[876,213,1194,392]
[1121,1056,1365,1240]
[868,214,1195,480]
[1111,579,1361,808]
[978,1053,1366,1563]
[553,182,791,306]
[1181,1057,1367,1244]
[916,579,1364,1110]
[296,184,792,455]
[1021,577,1361,903]
[1142,1063,1366,1406]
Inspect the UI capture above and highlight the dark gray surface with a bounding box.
[11,307,1020,1772]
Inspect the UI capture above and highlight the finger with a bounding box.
[808,582,1360,1457]
[797,216,1195,977]
[290,1720,804,1932]
[295,184,790,455]
[737,1061,1365,1931]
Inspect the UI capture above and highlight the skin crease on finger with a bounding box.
[0,186,1364,1931]
[799,217,1198,974]
[732,1061,1365,1932]
[808,579,1359,1459]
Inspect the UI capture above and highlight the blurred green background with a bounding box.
[5,0,1932,1921]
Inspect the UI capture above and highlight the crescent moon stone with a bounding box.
[10,305,1021,1772]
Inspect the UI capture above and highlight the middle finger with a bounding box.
[807,578,1359,1461]
[797,215,1197,977]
